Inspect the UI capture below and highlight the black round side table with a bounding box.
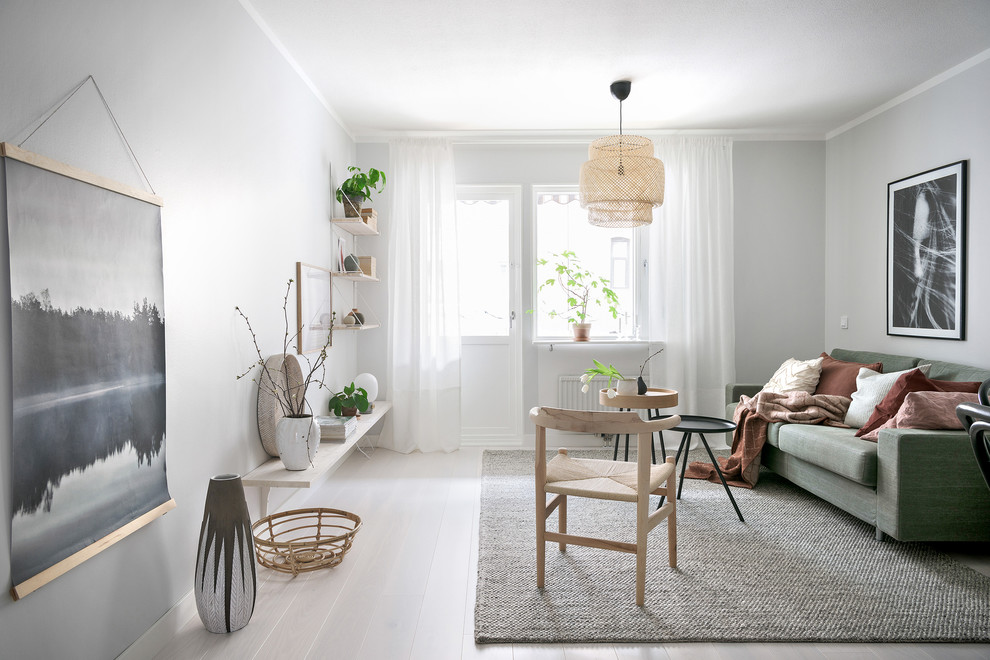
[656,414,744,522]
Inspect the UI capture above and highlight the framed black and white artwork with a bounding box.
[2,143,175,600]
[887,160,967,340]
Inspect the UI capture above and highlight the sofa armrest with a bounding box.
[876,428,990,541]
[726,383,762,405]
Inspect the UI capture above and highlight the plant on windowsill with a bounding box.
[535,250,619,342]
[335,166,386,218]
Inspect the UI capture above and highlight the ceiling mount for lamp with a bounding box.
[579,80,665,228]
[610,80,631,102]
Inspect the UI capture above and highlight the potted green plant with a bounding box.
[536,250,619,341]
[335,166,386,217]
[580,360,634,397]
[328,382,371,417]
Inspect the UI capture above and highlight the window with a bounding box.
[455,195,513,336]
[533,187,638,339]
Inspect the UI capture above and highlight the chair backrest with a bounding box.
[957,399,990,492]
[529,406,681,435]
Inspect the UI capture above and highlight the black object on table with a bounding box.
[655,414,744,522]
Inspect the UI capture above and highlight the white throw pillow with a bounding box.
[762,357,824,394]
[844,364,932,428]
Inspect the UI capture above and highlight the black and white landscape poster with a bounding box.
[3,146,174,598]
[887,160,967,340]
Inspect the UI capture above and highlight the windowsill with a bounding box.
[532,338,653,346]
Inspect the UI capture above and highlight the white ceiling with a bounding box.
[245,0,990,138]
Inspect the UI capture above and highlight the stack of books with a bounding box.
[315,415,357,441]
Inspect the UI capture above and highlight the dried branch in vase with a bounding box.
[235,279,333,416]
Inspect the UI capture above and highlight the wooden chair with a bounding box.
[530,406,683,606]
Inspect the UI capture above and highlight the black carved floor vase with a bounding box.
[194,474,257,633]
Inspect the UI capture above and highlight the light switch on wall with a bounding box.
[840,315,849,329]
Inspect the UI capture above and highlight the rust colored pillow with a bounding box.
[854,369,982,438]
[814,353,883,397]
[860,391,980,441]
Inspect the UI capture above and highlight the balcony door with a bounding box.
[455,186,522,445]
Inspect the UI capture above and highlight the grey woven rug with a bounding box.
[475,449,990,643]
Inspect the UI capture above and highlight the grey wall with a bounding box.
[0,1,354,657]
[825,58,990,368]
[733,141,827,383]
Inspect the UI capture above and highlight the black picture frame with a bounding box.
[887,160,967,340]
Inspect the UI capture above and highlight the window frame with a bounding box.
[530,184,648,342]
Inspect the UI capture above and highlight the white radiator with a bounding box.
[557,375,613,412]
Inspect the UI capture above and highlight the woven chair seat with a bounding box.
[545,454,676,502]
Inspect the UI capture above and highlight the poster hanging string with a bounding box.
[18,75,157,195]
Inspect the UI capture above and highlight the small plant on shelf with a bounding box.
[335,166,386,217]
[328,382,371,417]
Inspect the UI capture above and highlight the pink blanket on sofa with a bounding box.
[684,391,851,488]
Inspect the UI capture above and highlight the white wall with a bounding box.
[0,1,354,657]
[825,57,990,369]
[354,143,391,397]
[733,141,827,383]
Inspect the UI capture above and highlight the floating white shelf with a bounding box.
[332,323,380,331]
[331,217,379,235]
[242,402,392,516]
[331,271,379,282]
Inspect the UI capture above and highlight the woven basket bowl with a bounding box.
[252,508,362,575]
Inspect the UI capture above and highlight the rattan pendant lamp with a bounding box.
[579,80,665,228]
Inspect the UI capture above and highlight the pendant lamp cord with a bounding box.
[18,75,156,195]
[617,98,625,175]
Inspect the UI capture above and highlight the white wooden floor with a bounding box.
[153,448,990,660]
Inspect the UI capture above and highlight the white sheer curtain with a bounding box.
[381,138,461,453]
[647,137,735,417]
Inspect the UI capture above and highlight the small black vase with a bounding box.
[194,474,257,633]
[637,376,648,395]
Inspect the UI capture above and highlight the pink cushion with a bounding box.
[814,353,883,398]
[855,370,981,438]
[860,391,980,441]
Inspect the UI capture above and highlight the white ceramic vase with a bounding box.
[275,415,319,470]
[617,378,638,396]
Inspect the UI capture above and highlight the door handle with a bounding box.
[510,310,516,327]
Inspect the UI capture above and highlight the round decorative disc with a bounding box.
[257,354,304,457]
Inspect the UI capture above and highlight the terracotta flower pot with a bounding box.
[572,323,591,342]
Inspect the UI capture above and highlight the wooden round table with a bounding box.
[599,387,678,463]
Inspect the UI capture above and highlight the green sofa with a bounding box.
[726,348,990,542]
